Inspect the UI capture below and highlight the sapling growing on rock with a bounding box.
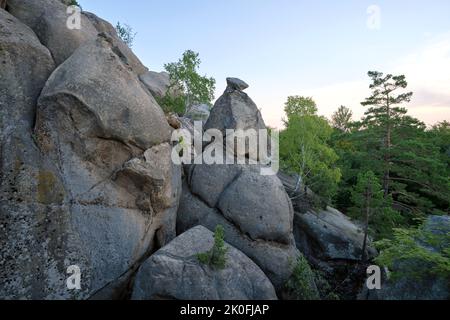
[115,22,136,48]
[197,225,228,270]
[284,255,320,300]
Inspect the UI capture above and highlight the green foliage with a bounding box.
[197,225,228,270]
[331,106,353,132]
[285,255,320,300]
[312,270,340,300]
[280,97,341,205]
[349,171,403,240]
[361,71,413,127]
[68,0,81,8]
[332,71,449,233]
[115,22,136,48]
[284,96,318,121]
[163,50,215,114]
[375,222,450,280]
[155,94,186,115]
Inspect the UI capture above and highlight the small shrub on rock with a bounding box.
[284,255,320,300]
[197,225,228,270]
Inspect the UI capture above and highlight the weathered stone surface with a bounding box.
[132,226,278,300]
[219,169,293,243]
[38,34,171,150]
[118,144,176,211]
[188,163,241,207]
[7,0,98,66]
[1,19,180,298]
[82,11,148,75]
[205,80,266,134]
[189,164,293,243]
[185,104,211,122]
[0,9,67,299]
[176,79,304,292]
[0,8,55,129]
[1,0,7,9]
[226,77,249,91]
[177,181,300,291]
[204,79,267,161]
[166,113,181,129]
[139,71,174,99]
[294,207,377,262]
[7,0,148,75]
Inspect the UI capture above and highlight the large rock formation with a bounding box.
[7,0,438,302]
[132,226,278,300]
[177,79,316,295]
[0,4,179,299]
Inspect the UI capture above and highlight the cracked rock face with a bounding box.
[132,226,278,300]
[1,7,180,299]
[177,169,300,292]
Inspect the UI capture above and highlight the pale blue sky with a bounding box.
[79,0,450,127]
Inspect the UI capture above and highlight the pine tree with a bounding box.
[341,71,450,223]
[331,106,353,132]
[350,171,401,251]
[197,225,228,269]
[361,71,413,197]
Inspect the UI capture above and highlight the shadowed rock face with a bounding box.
[1,6,179,299]
[294,208,376,299]
[132,226,278,300]
[294,207,377,263]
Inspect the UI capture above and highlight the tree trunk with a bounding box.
[361,187,372,262]
[383,95,391,197]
